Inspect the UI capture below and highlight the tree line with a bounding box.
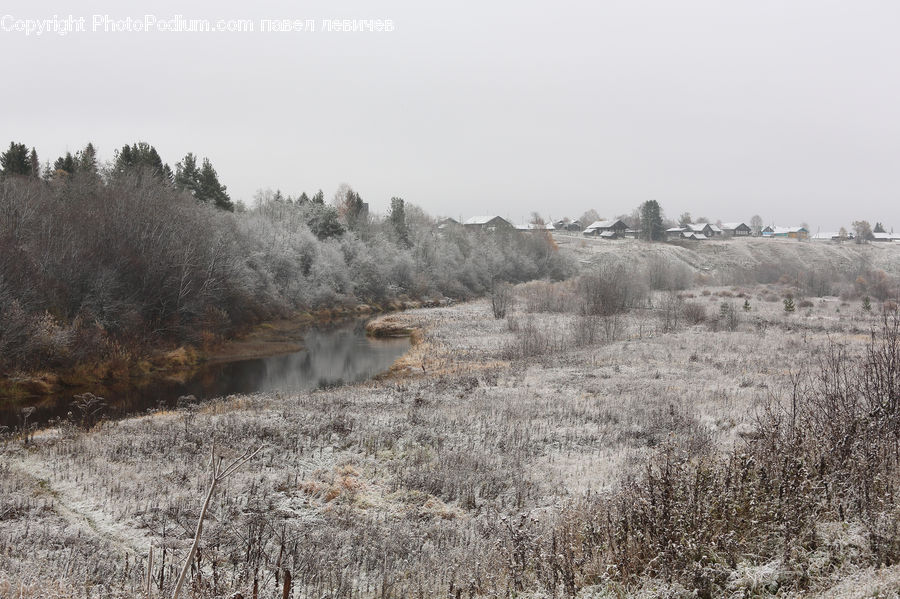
[0,140,572,373]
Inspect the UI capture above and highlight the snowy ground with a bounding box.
[1,271,895,596]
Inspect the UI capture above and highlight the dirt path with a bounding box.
[11,448,153,557]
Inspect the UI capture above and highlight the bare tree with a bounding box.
[750,215,763,236]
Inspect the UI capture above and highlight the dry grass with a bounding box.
[2,267,899,596]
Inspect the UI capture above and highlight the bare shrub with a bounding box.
[501,316,565,358]
[577,263,647,317]
[518,280,576,313]
[717,301,740,331]
[491,281,514,319]
[682,301,707,324]
[646,254,691,291]
[570,314,601,347]
[502,309,900,596]
[658,290,683,333]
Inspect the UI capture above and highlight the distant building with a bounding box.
[583,219,627,238]
[811,231,852,242]
[666,226,708,241]
[872,232,898,242]
[720,222,752,237]
[514,222,555,231]
[436,217,460,231]
[764,226,808,240]
[666,227,687,240]
[667,223,716,239]
[686,223,715,237]
[464,215,513,231]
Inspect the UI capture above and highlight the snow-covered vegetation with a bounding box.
[3,157,900,597]
[4,255,900,596]
[0,170,570,376]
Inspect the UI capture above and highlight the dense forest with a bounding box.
[0,141,571,373]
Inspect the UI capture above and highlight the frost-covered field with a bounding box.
[2,270,895,597]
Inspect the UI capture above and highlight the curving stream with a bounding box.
[1,318,410,431]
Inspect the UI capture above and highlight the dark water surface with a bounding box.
[1,319,410,430]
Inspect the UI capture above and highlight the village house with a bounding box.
[763,226,808,240]
[552,219,584,232]
[666,226,687,240]
[666,223,715,240]
[811,231,852,242]
[720,222,752,237]
[583,219,628,238]
[463,215,513,231]
[687,223,716,237]
[872,232,898,242]
[666,226,708,241]
[436,217,460,231]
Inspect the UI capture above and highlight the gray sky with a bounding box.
[2,0,899,231]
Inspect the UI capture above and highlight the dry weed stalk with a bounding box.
[171,443,264,599]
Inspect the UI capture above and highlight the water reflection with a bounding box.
[1,319,410,430]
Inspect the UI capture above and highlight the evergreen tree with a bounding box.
[390,197,410,247]
[783,294,796,313]
[312,189,325,204]
[29,148,40,179]
[307,204,344,239]
[113,142,166,178]
[197,158,233,211]
[174,152,201,197]
[78,142,98,174]
[874,222,885,233]
[640,200,664,241]
[0,142,32,178]
[53,152,76,175]
[298,191,310,205]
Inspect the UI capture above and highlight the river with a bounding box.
[1,318,410,431]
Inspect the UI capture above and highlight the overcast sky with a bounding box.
[2,0,899,231]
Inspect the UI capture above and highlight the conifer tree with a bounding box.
[783,294,796,313]
[0,142,32,178]
[390,197,410,247]
[53,152,76,175]
[639,200,664,241]
[175,152,201,197]
[197,158,233,211]
[29,148,40,179]
[78,142,98,174]
[113,142,166,179]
